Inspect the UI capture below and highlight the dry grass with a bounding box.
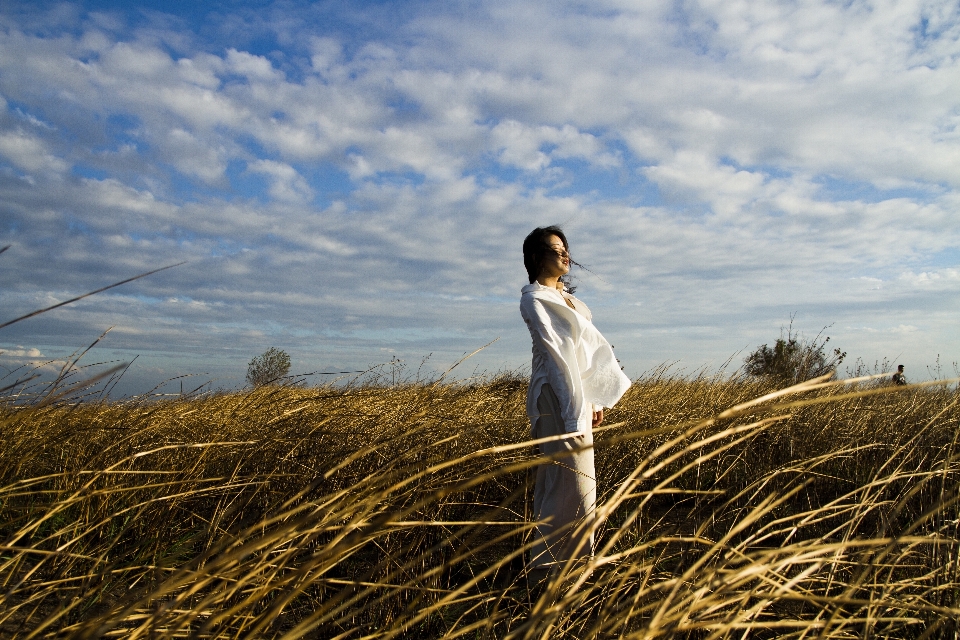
[2,368,959,638]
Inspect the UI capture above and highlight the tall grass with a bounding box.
[1,368,959,638]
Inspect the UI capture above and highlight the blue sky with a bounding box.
[1,0,959,394]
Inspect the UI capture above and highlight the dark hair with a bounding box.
[522,226,578,290]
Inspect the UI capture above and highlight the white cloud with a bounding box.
[161,128,227,183]
[891,324,920,334]
[225,49,281,81]
[491,120,550,171]
[247,159,314,203]
[490,121,617,171]
[78,178,176,218]
[642,151,767,217]
[898,268,960,289]
[0,346,44,358]
[175,57,223,89]
[0,129,68,173]
[99,41,173,77]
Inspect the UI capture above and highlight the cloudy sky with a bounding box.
[1,0,958,394]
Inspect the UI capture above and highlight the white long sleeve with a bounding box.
[520,282,631,434]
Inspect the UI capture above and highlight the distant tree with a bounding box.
[744,322,846,384]
[246,347,291,387]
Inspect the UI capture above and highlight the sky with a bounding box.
[1,0,958,395]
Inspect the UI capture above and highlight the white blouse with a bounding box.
[520,281,632,434]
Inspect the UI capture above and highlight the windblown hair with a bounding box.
[522,226,579,292]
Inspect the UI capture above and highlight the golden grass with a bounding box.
[2,370,959,638]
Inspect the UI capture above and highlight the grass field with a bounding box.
[2,368,959,638]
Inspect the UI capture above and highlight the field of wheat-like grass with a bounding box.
[2,370,959,638]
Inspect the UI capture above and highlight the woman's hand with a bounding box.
[592,408,604,428]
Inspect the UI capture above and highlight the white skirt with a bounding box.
[529,383,597,571]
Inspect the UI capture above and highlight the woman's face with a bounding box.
[539,234,570,279]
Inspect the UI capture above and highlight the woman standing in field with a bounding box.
[520,226,632,582]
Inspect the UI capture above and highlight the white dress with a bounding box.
[519,281,631,571]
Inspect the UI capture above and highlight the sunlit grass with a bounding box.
[2,368,959,638]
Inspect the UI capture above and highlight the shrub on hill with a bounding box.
[744,322,846,383]
[246,347,291,387]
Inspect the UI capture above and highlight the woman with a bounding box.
[520,226,632,580]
